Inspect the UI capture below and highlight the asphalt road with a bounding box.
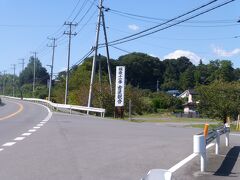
[0,98,239,180]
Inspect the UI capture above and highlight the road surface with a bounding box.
[0,98,239,180]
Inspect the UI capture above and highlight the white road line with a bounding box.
[2,142,16,147]
[0,100,53,153]
[168,143,215,173]
[14,137,25,141]
[22,133,32,136]
[28,129,36,132]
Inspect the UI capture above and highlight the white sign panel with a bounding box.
[115,66,125,107]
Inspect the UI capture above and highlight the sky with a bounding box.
[0,0,239,76]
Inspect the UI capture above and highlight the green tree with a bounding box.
[19,56,49,86]
[197,82,240,123]
[118,52,164,90]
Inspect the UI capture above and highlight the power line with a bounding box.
[66,0,82,21]
[102,0,235,47]
[76,0,97,24]
[108,7,236,24]
[101,0,221,46]
[72,0,89,21]
[109,45,131,54]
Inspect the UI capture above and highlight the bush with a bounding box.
[151,92,183,111]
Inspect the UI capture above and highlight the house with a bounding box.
[178,89,197,114]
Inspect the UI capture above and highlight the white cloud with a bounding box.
[212,46,240,57]
[128,24,140,31]
[164,50,201,64]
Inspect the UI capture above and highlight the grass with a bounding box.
[190,123,240,132]
[130,112,215,123]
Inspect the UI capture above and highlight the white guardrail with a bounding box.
[2,96,105,117]
[193,125,230,172]
[141,125,230,180]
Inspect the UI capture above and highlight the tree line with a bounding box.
[1,52,240,122]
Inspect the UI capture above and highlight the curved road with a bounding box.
[0,98,239,180]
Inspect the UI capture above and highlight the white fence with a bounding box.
[2,96,105,117]
[193,125,230,172]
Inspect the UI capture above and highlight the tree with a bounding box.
[19,56,49,86]
[118,52,164,90]
[197,82,240,123]
[179,67,195,90]
[215,60,235,82]
[162,56,194,90]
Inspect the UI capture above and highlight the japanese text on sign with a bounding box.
[115,66,125,107]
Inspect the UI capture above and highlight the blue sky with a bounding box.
[0,0,239,76]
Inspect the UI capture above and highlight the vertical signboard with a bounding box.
[115,66,125,107]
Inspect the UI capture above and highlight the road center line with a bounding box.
[22,133,32,136]
[28,129,36,132]
[0,100,24,121]
[14,137,25,141]
[2,142,16,147]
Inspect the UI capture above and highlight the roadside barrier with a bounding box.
[141,169,172,180]
[193,124,230,172]
[2,96,105,117]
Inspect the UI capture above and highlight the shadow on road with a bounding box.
[0,102,6,107]
[214,146,240,176]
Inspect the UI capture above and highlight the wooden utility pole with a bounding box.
[19,58,25,73]
[64,22,77,104]
[101,10,113,94]
[11,64,16,97]
[87,0,103,109]
[31,52,37,98]
[47,38,57,101]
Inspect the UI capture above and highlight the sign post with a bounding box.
[115,66,125,118]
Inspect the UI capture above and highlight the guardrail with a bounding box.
[2,96,106,117]
[193,125,230,172]
[141,169,172,180]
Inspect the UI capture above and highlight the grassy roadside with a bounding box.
[189,123,239,132]
[129,112,215,123]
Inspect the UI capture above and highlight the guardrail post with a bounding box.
[215,130,220,155]
[193,134,206,172]
[225,128,230,147]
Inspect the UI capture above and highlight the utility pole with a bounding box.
[101,9,113,94]
[87,0,103,108]
[64,22,77,104]
[157,80,159,92]
[2,70,6,95]
[98,54,102,94]
[31,52,37,98]
[47,37,57,101]
[11,64,16,97]
[19,58,25,73]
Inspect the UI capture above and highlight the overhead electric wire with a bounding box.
[76,9,98,33]
[109,7,235,24]
[71,0,89,22]
[101,0,235,47]
[109,45,131,54]
[76,0,97,24]
[65,0,82,21]
[101,0,220,46]
[109,12,239,27]
[72,48,94,67]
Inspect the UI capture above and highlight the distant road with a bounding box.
[1,98,237,180]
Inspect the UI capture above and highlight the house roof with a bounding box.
[178,89,197,98]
